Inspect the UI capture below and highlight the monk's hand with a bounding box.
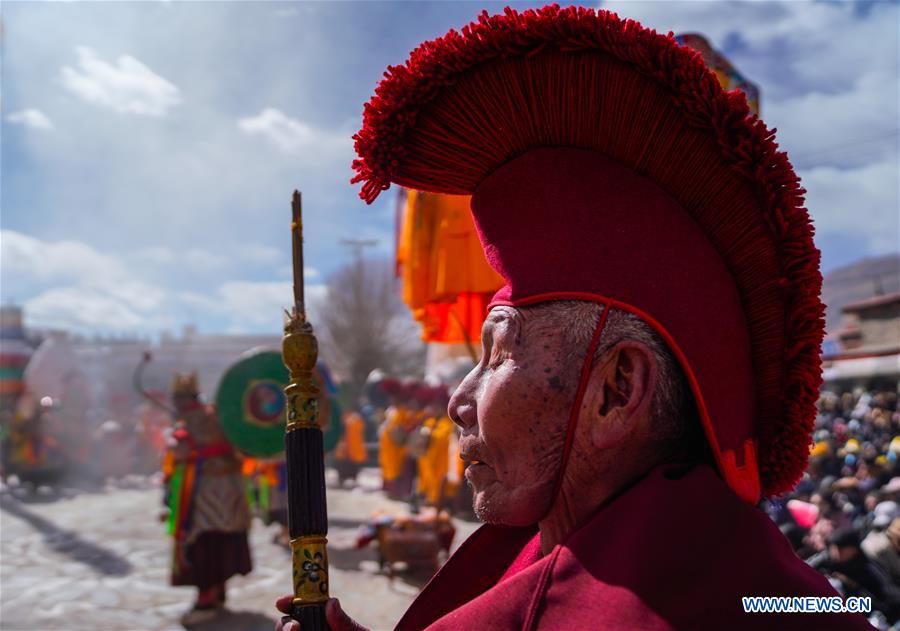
[327,598,370,631]
[274,596,296,631]
[275,596,369,631]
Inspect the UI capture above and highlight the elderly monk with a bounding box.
[276,5,874,630]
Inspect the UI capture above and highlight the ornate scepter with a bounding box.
[282,190,329,630]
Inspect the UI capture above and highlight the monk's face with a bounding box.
[449,306,582,525]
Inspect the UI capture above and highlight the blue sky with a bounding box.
[2,1,898,336]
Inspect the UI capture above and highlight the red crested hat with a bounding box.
[379,377,403,397]
[431,384,451,407]
[353,5,824,501]
[409,381,438,405]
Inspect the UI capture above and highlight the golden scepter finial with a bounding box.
[282,190,330,630]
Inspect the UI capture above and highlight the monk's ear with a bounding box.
[582,341,657,450]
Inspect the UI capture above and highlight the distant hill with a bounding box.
[822,254,900,332]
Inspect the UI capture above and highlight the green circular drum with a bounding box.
[216,350,343,457]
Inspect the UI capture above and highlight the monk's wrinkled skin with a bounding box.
[449,304,670,556]
[450,306,582,527]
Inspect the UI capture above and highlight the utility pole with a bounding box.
[339,238,379,265]
[339,239,380,310]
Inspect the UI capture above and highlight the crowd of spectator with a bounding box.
[766,388,900,628]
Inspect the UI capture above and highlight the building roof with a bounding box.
[841,292,900,313]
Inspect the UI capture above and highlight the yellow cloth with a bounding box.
[427,193,503,298]
[442,427,467,502]
[379,406,410,482]
[162,449,177,479]
[398,191,438,311]
[397,190,504,343]
[336,412,367,463]
[416,415,456,505]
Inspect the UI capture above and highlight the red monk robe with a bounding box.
[397,465,873,631]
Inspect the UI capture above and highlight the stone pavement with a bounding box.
[0,470,479,631]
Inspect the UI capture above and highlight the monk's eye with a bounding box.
[479,328,493,366]
[488,343,511,369]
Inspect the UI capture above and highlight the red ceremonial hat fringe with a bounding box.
[378,377,403,397]
[353,5,824,500]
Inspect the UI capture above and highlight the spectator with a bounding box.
[772,387,900,625]
[808,528,899,619]
[862,516,900,586]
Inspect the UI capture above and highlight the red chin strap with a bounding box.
[552,302,611,508]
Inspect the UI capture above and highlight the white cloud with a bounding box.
[1,230,295,335]
[600,0,899,272]
[25,287,149,332]
[1,230,127,284]
[103,280,166,312]
[305,284,328,312]
[131,247,228,272]
[602,1,899,166]
[218,280,293,325]
[60,46,181,116]
[3,4,377,318]
[237,108,350,156]
[218,280,326,329]
[2,230,169,331]
[237,108,314,153]
[183,249,229,271]
[4,0,893,341]
[603,1,895,78]
[133,243,285,272]
[802,156,900,255]
[133,246,176,266]
[177,290,219,313]
[241,243,283,265]
[767,67,898,170]
[6,109,54,130]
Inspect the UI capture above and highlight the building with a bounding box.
[822,292,900,390]
[72,326,281,427]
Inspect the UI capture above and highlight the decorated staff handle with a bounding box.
[283,191,330,630]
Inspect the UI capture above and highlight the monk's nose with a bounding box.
[448,380,477,431]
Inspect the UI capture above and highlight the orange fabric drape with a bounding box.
[417,292,495,346]
[397,190,504,343]
[335,412,367,464]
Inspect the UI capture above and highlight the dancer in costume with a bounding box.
[243,456,290,545]
[163,372,251,625]
[7,396,66,484]
[379,378,417,500]
[277,5,873,630]
[415,385,455,508]
[334,410,367,485]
